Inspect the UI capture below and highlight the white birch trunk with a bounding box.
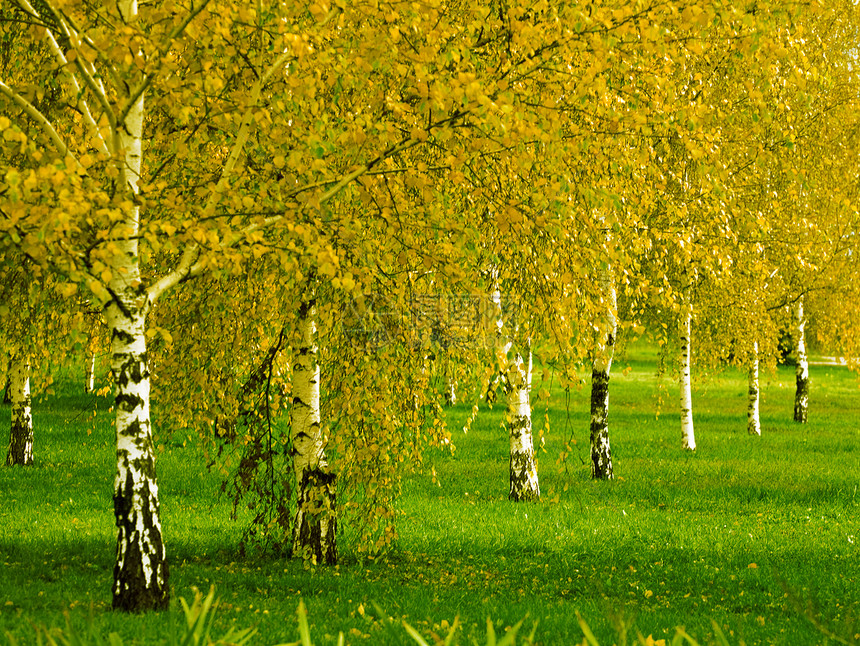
[794,299,809,423]
[291,295,337,564]
[747,340,761,436]
[679,275,696,451]
[444,373,456,406]
[108,299,168,611]
[507,342,540,502]
[590,261,617,480]
[485,270,510,403]
[5,353,33,466]
[109,1,168,609]
[84,350,96,394]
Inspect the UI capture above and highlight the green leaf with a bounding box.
[402,622,430,646]
[577,611,601,646]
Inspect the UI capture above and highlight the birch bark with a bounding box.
[590,259,617,480]
[108,0,168,610]
[5,353,32,466]
[291,295,337,564]
[85,351,96,394]
[444,373,456,406]
[679,273,696,451]
[793,299,809,423]
[485,270,510,403]
[486,271,539,500]
[506,342,539,501]
[747,340,761,436]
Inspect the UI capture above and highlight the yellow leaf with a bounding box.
[58,283,78,298]
[642,636,666,646]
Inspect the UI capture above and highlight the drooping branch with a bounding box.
[0,79,83,167]
[147,108,467,304]
[146,49,294,305]
[114,0,213,129]
[13,0,113,154]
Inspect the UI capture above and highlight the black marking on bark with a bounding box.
[114,353,148,391]
[131,454,157,481]
[115,393,145,413]
[112,328,136,346]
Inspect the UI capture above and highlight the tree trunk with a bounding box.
[444,372,456,406]
[291,296,337,565]
[109,14,169,610]
[793,298,809,423]
[5,353,33,466]
[485,269,510,404]
[590,261,617,480]
[507,344,540,502]
[679,275,696,451]
[747,340,761,436]
[84,350,96,394]
[108,300,168,611]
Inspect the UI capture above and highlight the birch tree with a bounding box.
[485,267,539,501]
[290,286,336,564]
[506,340,540,502]
[0,0,294,611]
[679,270,696,451]
[793,299,810,423]
[747,341,761,436]
[589,220,618,479]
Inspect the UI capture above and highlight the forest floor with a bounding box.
[0,344,858,645]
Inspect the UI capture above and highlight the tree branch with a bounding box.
[0,79,82,169]
[115,0,214,129]
[146,49,294,305]
[13,0,113,154]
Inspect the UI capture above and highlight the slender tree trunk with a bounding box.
[679,275,696,451]
[5,353,33,466]
[747,340,761,436]
[84,350,96,394]
[590,261,617,480]
[291,294,337,565]
[109,14,168,610]
[794,298,809,423]
[485,269,510,403]
[444,372,456,406]
[507,343,540,502]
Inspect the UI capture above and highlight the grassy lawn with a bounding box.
[1,346,858,645]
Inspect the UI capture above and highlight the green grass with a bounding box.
[1,348,858,645]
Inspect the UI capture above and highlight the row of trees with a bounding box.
[2,0,859,613]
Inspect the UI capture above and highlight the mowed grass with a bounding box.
[0,346,858,645]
